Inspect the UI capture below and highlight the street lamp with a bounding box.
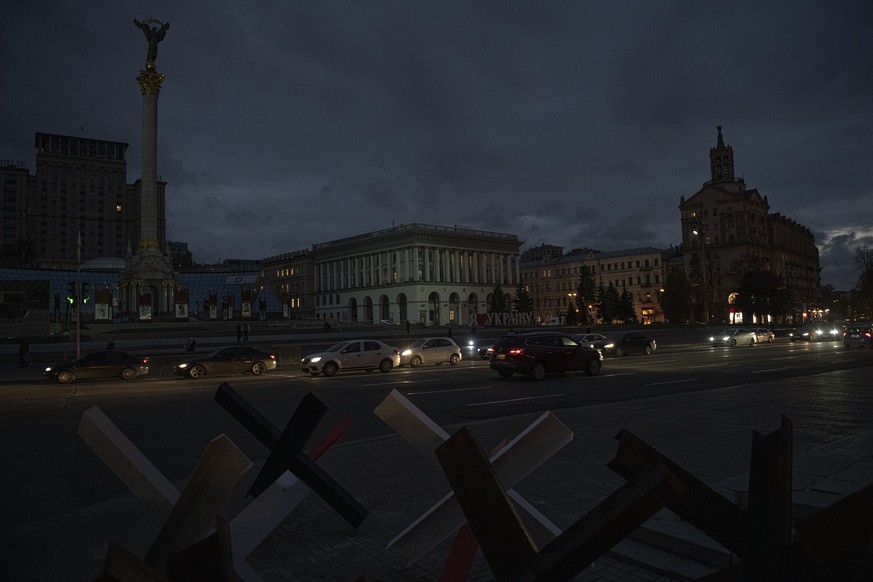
[691,228,710,324]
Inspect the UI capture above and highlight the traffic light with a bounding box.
[81,282,90,304]
[66,281,76,305]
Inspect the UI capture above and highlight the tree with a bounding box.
[735,269,790,322]
[596,282,620,323]
[618,287,636,323]
[512,284,534,314]
[661,269,694,323]
[576,267,597,325]
[490,284,508,314]
[565,295,579,325]
[854,247,873,320]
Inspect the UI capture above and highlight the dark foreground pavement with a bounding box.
[2,366,872,581]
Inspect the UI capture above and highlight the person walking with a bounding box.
[18,338,29,368]
[406,320,411,334]
[243,323,250,343]
[106,338,115,350]
[236,324,242,344]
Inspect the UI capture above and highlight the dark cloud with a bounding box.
[2,1,871,290]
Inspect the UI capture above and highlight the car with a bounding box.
[570,333,607,348]
[489,331,602,380]
[709,328,756,347]
[175,346,279,379]
[477,343,495,360]
[596,332,657,356]
[789,322,843,342]
[44,350,150,384]
[400,337,462,367]
[301,339,400,377]
[754,328,775,343]
[843,324,873,348]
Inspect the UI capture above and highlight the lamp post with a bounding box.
[692,228,710,324]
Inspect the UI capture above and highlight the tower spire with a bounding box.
[709,125,735,183]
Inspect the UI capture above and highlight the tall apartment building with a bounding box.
[0,132,166,269]
[311,223,521,326]
[679,127,819,323]
[520,244,673,324]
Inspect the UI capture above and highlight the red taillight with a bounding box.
[507,347,525,355]
[269,354,277,360]
[141,358,150,364]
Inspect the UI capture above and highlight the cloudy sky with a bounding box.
[2,2,871,290]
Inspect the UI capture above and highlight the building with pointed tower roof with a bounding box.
[679,127,819,324]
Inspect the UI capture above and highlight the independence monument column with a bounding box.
[121,18,178,320]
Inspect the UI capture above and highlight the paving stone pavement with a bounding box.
[1,366,872,581]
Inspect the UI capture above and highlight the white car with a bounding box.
[301,339,400,377]
[754,328,775,343]
[709,328,757,347]
[399,337,462,367]
[570,333,607,348]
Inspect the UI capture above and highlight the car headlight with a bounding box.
[708,337,715,342]
[45,366,52,372]
[401,349,412,356]
[310,356,322,363]
[604,343,615,349]
[177,363,188,369]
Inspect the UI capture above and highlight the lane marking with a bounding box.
[645,378,699,387]
[687,364,722,369]
[600,372,635,377]
[407,386,493,395]
[753,367,791,374]
[467,394,565,407]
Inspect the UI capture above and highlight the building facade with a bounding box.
[520,244,673,324]
[679,127,820,324]
[261,249,315,320]
[0,133,166,270]
[311,223,521,326]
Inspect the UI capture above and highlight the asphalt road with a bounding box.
[1,336,871,533]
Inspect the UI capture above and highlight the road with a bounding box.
[1,336,871,533]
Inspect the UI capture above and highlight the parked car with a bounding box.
[489,331,602,380]
[44,350,150,384]
[570,333,607,348]
[301,339,400,377]
[596,332,657,356]
[709,328,757,347]
[843,323,873,348]
[400,337,462,367]
[175,346,279,379]
[754,328,775,343]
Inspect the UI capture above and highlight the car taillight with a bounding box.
[507,347,524,355]
[141,358,150,364]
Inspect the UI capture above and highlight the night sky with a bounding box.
[2,2,871,290]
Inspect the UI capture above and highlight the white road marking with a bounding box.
[407,386,493,395]
[467,394,565,407]
[645,378,699,386]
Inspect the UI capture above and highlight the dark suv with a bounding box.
[843,324,872,348]
[489,331,603,380]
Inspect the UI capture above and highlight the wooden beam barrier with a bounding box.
[215,383,368,528]
[436,426,685,581]
[607,428,746,555]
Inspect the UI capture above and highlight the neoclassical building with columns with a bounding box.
[312,223,521,326]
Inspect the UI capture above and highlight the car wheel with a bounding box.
[251,362,266,375]
[729,339,737,347]
[497,368,514,378]
[410,355,422,368]
[449,354,460,365]
[121,367,137,381]
[615,347,624,357]
[529,362,546,380]
[644,345,653,355]
[188,365,206,379]
[750,338,756,346]
[378,359,393,373]
[585,358,601,376]
[58,371,74,384]
[322,362,338,377]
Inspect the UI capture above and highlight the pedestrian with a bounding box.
[236,323,242,343]
[447,328,453,339]
[243,323,250,343]
[18,337,29,368]
[186,335,196,351]
[406,320,410,334]
[106,338,115,350]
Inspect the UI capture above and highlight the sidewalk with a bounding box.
[1,366,872,580]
